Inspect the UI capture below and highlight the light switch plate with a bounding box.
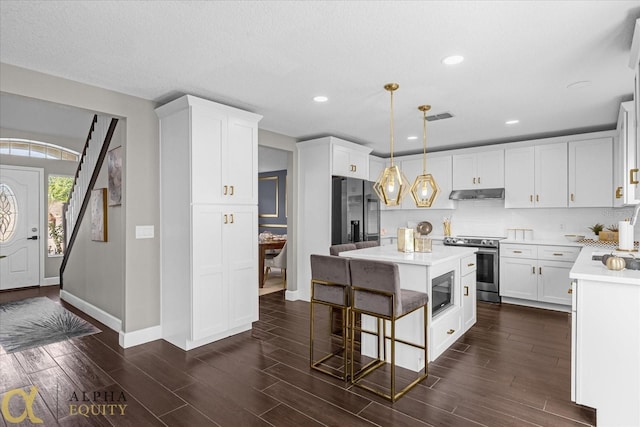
[136,225,154,239]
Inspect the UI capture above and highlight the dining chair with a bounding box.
[349,258,429,402]
[355,241,379,249]
[329,243,357,255]
[264,241,287,286]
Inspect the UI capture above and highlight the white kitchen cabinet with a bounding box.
[615,101,639,205]
[159,96,259,206]
[452,149,504,190]
[331,140,370,180]
[568,137,613,207]
[500,243,577,308]
[504,143,567,208]
[461,254,477,331]
[411,155,455,210]
[157,95,262,350]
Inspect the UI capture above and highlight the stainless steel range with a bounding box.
[443,235,504,303]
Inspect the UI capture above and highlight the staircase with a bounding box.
[60,114,119,287]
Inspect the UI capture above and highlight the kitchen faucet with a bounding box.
[631,203,640,226]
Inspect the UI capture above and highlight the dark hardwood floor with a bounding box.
[0,286,595,426]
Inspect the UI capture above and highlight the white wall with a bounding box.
[382,201,640,242]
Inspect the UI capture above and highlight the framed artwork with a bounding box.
[90,188,108,242]
[107,146,122,206]
[258,176,279,218]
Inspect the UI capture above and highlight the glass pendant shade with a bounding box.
[375,83,411,206]
[373,165,411,206]
[411,104,440,207]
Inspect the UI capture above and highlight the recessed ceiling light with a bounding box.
[407,136,418,140]
[313,95,328,103]
[442,55,464,65]
[505,119,520,125]
[567,81,591,90]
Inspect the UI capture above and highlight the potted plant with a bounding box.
[588,223,604,237]
[599,224,619,242]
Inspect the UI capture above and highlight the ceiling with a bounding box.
[1,1,638,156]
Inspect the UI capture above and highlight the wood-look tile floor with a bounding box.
[0,286,596,426]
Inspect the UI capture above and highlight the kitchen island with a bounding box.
[341,244,477,369]
[570,246,640,427]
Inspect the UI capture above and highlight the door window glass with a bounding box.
[0,183,18,242]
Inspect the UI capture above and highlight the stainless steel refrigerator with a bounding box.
[331,176,380,245]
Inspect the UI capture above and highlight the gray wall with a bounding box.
[0,127,81,279]
[1,62,159,333]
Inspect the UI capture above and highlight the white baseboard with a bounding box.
[60,290,122,332]
[119,325,162,349]
[501,297,571,313]
[285,289,302,301]
[42,277,60,286]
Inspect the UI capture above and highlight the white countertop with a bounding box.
[340,244,477,266]
[570,246,640,286]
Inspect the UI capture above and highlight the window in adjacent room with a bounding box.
[0,138,79,161]
[48,175,74,256]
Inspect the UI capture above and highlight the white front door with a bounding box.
[0,165,42,289]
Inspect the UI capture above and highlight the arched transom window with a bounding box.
[0,138,79,161]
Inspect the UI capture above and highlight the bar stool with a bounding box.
[329,243,357,255]
[349,258,429,402]
[309,254,352,381]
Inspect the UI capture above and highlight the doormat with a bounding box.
[0,297,100,353]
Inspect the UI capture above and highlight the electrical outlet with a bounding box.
[559,223,566,231]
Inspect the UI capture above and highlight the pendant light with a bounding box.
[373,83,411,206]
[410,105,440,207]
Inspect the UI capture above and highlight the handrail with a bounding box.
[60,117,119,288]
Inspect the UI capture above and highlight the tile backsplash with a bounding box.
[381,200,640,242]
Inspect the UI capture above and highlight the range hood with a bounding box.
[449,188,505,200]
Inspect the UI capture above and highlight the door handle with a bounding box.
[27,236,38,240]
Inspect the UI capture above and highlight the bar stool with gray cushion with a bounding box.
[329,243,357,255]
[349,258,429,402]
[310,254,352,381]
[354,241,379,249]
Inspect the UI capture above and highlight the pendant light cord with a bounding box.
[389,88,395,167]
[422,109,427,174]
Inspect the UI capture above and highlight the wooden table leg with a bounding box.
[259,247,266,288]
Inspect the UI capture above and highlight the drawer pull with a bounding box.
[447,329,455,335]
[467,263,475,267]
[553,253,564,256]
[568,288,573,294]
[464,286,469,296]
[513,250,522,254]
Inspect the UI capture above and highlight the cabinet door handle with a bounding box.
[447,329,455,335]
[631,168,639,185]
[464,286,469,296]
[570,193,574,202]
[539,267,542,275]
[230,185,234,196]
[230,214,234,224]
[532,266,536,274]
[530,195,533,203]
[615,186,623,199]
[568,288,573,294]
[223,185,228,195]
[473,177,476,184]
[224,214,228,224]
[536,194,540,202]
[477,177,481,184]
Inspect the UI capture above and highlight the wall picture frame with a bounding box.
[90,188,108,242]
[107,145,123,206]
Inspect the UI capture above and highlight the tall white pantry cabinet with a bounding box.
[156,95,262,351]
